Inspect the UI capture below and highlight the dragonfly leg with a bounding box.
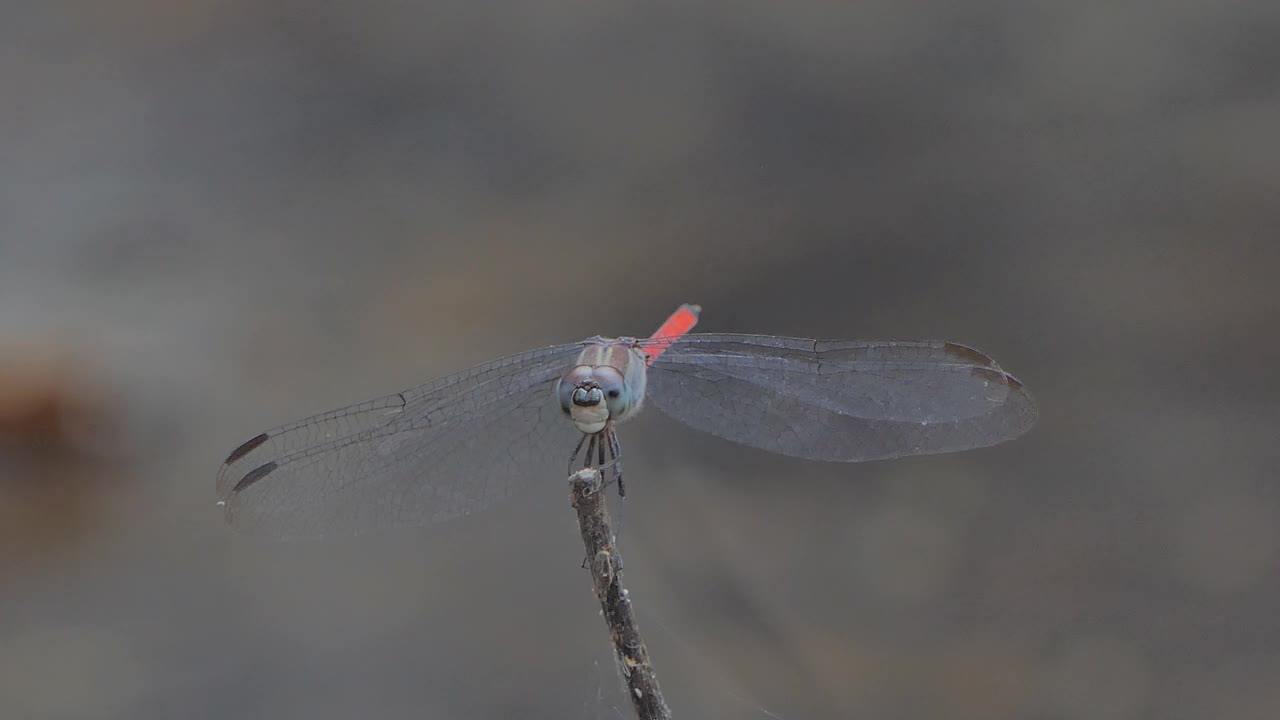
[584,433,598,471]
[607,426,625,498]
[587,424,626,497]
[567,433,589,475]
[572,424,624,499]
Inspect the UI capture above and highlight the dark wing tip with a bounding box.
[943,342,996,368]
[968,366,1037,438]
[969,366,1031,396]
[218,460,279,526]
[948,344,1031,392]
[231,460,279,495]
[969,366,1016,386]
[224,432,270,465]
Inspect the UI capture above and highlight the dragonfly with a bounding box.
[216,304,1036,537]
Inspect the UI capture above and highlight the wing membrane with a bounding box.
[215,343,586,537]
[643,334,1036,462]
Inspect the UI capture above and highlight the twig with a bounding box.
[569,468,672,720]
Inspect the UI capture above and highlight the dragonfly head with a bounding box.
[558,364,631,434]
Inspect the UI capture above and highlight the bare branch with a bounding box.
[569,468,672,720]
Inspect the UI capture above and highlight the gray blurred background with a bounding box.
[2,1,1278,718]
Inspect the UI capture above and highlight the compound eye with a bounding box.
[557,366,593,412]
[594,366,629,416]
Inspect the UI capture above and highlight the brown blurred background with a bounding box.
[2,1,1278,718]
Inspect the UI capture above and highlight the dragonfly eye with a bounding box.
[557,365,595,412]
[594,366,629,417]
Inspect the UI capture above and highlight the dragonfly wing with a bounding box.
[216,343,587,538]
[643,334,1036,462]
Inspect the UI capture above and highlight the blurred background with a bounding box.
[2,1,1278,718]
